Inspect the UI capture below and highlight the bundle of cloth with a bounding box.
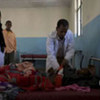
[47,63,100,88]
[62,64,100,88]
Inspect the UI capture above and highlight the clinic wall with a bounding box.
[75,0,100,76]
[75,15,100,76]
[75,0,100,77]
[16,37,47,55]
[16,37,47,69]
[16,37,47,66]
[83,0,100,26]
[16,15,100,71]
[69,0,75,33]
[1,7,70,37]
[69,0,100,32]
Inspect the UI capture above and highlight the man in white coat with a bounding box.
[46,19,75,74]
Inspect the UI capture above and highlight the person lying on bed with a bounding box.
[0,61,35,76]
[0,61,54,91]
[16,61,36,76]
[0,61,36,83]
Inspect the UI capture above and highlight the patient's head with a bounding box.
[16,61,35,71]
[88,65,96,76]
[22,61,33,68]
[77,68,90,76]
[77,65,96,76]
[23,69,33,77]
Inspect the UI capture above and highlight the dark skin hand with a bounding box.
[48,59,69,75]
[48,67,55,76]
[61,59,69,67]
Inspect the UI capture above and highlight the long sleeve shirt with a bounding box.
[3,29,16,53]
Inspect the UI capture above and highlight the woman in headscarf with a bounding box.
[0,11,6,66]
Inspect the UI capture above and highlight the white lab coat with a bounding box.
[46,29,75,72]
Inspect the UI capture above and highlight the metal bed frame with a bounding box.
[89,56,100,65]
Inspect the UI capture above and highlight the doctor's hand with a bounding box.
[48,67,55,76]
[61,59,69,67]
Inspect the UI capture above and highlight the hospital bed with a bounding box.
[16,89,100,100]
[16,56,100,100]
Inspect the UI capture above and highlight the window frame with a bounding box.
[75,0,83,37]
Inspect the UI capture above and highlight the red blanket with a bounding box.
[0,65,54,91]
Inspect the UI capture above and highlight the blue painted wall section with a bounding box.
[16,37,46,70]
[75,15,100,76]
[16,37,47,70]
[17,37,47,54]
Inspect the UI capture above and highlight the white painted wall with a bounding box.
[69,0,100,33]
[83,0,100,26]
[69,0,75,33]
[1,7,70,37]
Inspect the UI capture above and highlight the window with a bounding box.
[75,0,83,37]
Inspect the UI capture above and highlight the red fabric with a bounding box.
[16,89,100,100]
[0,65,10,74]
[0,65,54,91]
[0,65,10,82]
[39,77,54,91]
[21,76,54,91]
[54,75,62,88]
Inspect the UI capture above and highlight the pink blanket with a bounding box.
[55,84,91,93]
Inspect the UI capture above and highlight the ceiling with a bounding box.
[0,0,72,8]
